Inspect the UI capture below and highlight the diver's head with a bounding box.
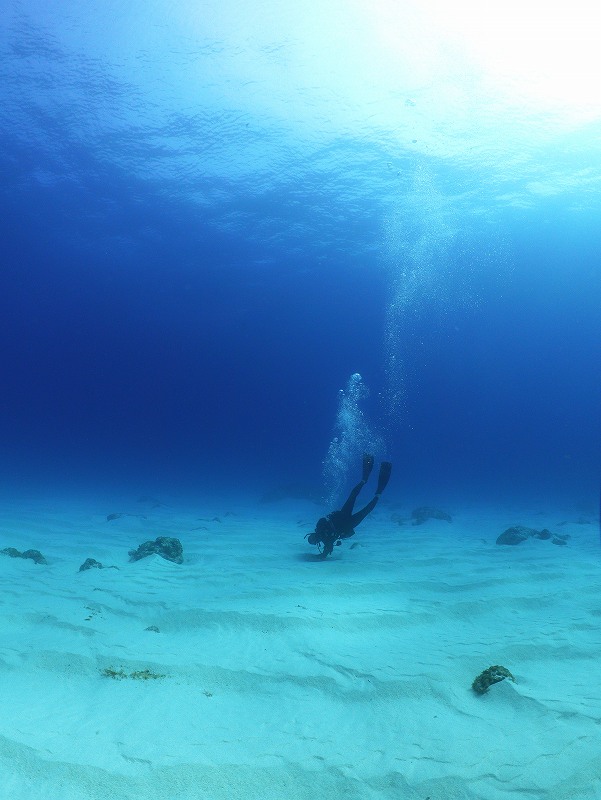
[315,517,332,536]
[307,517,333,546]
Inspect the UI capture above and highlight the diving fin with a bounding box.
[376,461,392,495]
[362,453,374,482]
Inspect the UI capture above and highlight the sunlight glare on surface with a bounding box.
[409,0,601,122]
[178,0,601,140]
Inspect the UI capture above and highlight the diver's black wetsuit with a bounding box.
[307,455,392,557]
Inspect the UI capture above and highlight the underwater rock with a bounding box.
[1,547,22,559]
[22,549,47,564]
[145,625,160,633]
[107,512,147,522]
[472,665,515,695]
[496,526,537,545]
[1,547,47,564]
[411,507,452,525]
[128,536,184,564]
[496,526,561,545]
[101,666,166,680]
[78,558,119,572]
[79,558,103,572]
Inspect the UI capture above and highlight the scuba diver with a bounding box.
[306,454,392,557]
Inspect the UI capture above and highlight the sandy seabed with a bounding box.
[0,494,600,800]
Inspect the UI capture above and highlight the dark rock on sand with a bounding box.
[128,536,184,564]
[79,558,119,572]
[22,549,47,564]
[496,526,539,545]
[472,665,515,695]
[1,547,47,564]
[79,558,104,572]
[411,507,452,525]
[1,547,22,559]
[496,526,568,546]
[107,512,147,522]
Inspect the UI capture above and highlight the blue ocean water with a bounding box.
[1,1,600,513]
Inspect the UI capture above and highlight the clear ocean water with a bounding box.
[1,1,600,514]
